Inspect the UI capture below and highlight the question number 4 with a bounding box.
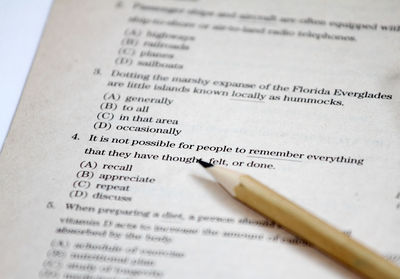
[72,133,80,140]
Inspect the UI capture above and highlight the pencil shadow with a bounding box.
[191,174,257,216]
[191,174,361,279]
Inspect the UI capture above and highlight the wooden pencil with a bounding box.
[198,160,400,279]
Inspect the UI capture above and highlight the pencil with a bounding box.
[198,160,400,279]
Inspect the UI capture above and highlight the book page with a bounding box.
[1,0,399,278]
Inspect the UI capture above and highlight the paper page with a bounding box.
[1,0,399,278]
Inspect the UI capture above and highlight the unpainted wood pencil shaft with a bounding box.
[235,175,400,279]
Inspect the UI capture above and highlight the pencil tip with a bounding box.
[197,159,213,168]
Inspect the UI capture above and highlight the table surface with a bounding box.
[0,0,53,150]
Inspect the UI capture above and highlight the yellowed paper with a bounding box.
[1,0,399,278]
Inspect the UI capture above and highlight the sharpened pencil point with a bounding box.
[197,159,213,168]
